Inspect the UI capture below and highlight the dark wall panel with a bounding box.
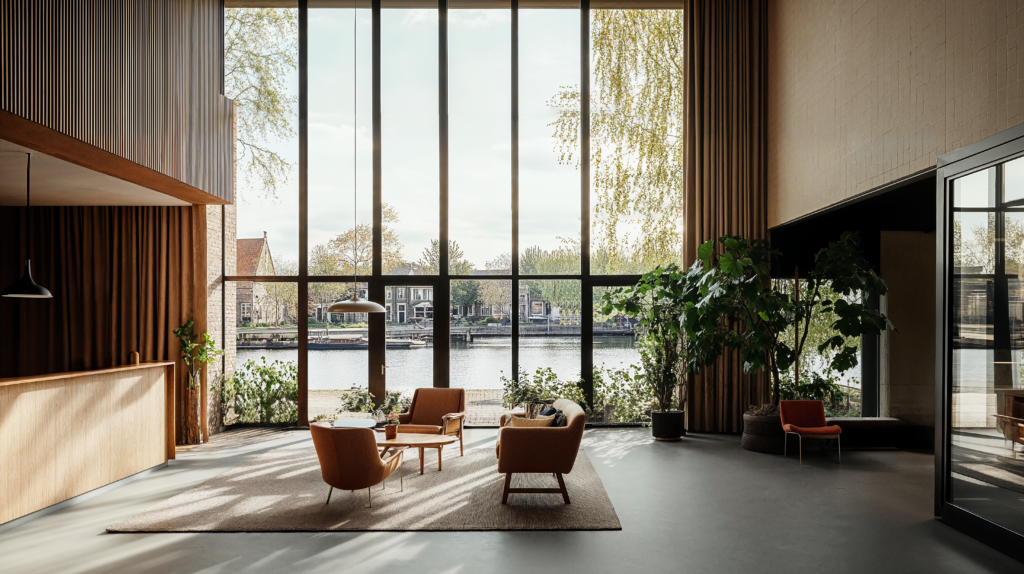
[0,0,234,204]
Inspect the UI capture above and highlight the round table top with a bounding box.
[375,432,458,448]
[332,418,376,429]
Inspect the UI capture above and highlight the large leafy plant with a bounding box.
[683,232,893,406]
[603,264,686,412]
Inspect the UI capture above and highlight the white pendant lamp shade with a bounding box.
[327,295,386,314]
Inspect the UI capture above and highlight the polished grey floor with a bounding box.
[1,428,1019,574]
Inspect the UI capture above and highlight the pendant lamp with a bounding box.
[3,153,52,299]
[328,2,383,315]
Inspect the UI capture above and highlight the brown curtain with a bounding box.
[0,206,198,442]
[683,0,769,432]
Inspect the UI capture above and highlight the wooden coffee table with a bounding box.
[376,433,458,475]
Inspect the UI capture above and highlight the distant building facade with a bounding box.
[236,232,278,326]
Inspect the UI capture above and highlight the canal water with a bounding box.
[236,335,640,390]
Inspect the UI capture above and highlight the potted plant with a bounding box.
[384,410,400,439]
[682,232,893,453]
[603,265,686,440]
[173,319,224,444]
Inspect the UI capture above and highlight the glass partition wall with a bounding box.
[939,132,1024,560]
[225,1,684,426]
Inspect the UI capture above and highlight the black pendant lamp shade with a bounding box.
[3,153,53,299]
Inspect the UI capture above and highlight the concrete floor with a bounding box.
[1,428,1019,574]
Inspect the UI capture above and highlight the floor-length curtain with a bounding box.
[683,0,769,432]
[0,206,197,441]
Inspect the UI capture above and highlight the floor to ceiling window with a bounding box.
[224,1,684,426]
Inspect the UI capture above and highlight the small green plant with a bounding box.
[172,319,224,390]
[221,357,298,424]
[500,367,585,409]
[338,390,409,421]
[592,364,657,424]
[484,316,500,324]
[779,371,861,417]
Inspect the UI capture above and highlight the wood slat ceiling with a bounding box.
[0,0,234,205]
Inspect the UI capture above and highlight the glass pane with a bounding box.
[232,281,299,424]
[954,212,995,274]
[518,279,581,384]
[588,8,685,275]
[449,7,512,273]
[950,166,1024,536]
[308,281,369,422]
[953,167,995,208]
[519,8,580,275]
[309,8,373,276]
[450,279,512,425]
[226,7,300,266]
[592,285,647,423]
[384,285,434,391]
[382,9,439,275]
[1007,156,1024,204]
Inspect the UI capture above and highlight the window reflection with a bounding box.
[950,164,1024,535]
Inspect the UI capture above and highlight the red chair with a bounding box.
[779,400,841,464]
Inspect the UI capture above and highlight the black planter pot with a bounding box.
[741,413,784,454]
[651,410,685,441]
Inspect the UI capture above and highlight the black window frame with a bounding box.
[223,0,691,424]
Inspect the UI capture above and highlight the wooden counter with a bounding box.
[0,362,175,526]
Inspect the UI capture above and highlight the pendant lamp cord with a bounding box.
[352,0,357,299]
[26,152,31,262]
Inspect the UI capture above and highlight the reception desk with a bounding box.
[0,362,175,526]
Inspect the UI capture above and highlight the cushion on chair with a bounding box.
[395,424,442,434]
[506,414,554,427]
[783,423,842,435]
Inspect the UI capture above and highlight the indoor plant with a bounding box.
[682,232,893,453]
[603,264,686,440]
[384,410,400,439]
[173,319,224,444]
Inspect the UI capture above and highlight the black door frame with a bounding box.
[936,120,1024,562]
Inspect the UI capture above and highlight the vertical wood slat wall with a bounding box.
[0,0,234,203]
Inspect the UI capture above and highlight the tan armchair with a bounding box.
[397,388,466,456]
[310,423,405,507]
[496,399,587,504]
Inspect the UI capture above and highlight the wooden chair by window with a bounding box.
[397,388,466,456]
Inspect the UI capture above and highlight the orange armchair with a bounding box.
[496,399,587,504]
[397,388,466,456]
[779,400,842,464]
[310,423,405,507]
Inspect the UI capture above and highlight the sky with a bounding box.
[235,8,584,272]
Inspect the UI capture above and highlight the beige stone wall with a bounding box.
[205,204,238,434]
[768,0,1024,227]
[879,231,936,427]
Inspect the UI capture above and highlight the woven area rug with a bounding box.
[107,447,621,532]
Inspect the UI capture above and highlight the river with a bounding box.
[235,335,640,390]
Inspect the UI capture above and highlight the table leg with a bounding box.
[419,447,424,475]
[438,445,443,471]
[379,446,391,459]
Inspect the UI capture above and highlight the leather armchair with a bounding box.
[397,388,466,456]
[496,398,587,504]
[310,423,405,507]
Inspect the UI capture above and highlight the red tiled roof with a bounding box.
[237,238,264,276]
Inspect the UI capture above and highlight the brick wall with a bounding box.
[768,0,1024,227]
[205,203,237,434]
